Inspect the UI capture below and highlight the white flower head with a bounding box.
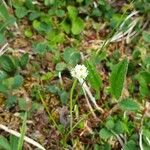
[71,64,88,80]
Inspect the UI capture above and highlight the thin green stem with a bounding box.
[70,79,77,134]
[38,90,58,129]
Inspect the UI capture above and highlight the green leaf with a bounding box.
[47,85,60,94]
[99,128,113,140]
[12,75,24,89]
[19,53,29,68]
[61,19,71,34]
[110,59,128,99]
[0,32,6,44]
[6,96,17,109]
[106,118,115,130]
[63,47,81,66]
[56,62,66,71]
[0,55,17,73]
[136,71,150,97]
[86,61,102,91]
[119,98,140,111]
[0,3,10,19]
[123,140,137,150]
[15,7,28,18]
[32,41,48,55]
[114,120,128,134]
[71,17,85,35]
[55,9,65,17]
[67,6,78,20]
[24,29,33,38]
[0,70,7,81]
[41,72,53,81]
[17,112,27,150]
[76,0,84,3]
[0,136,11,150]
[10,135,19,150]
[143,31,150,43]
[18,98,28,111]
[60,91,69,105]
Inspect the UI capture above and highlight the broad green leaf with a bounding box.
[110,59,128,99]
[56,62,66,71]
[136,71,150,97]
[76,0,84,3]
[99,128,113,140]
[48,31,65,44]
[114,120,129,134]
[47,85,60,94]
[15,7,28,18]
[67,6,78,20]
[55,9,65,17]
[18,98,28,111]
[71,17,85,35]
[12,75,24,89]
[6,95,17,109]
[119,98,140,111]
[0,136,11,150]
[86,61,102,91]
[0,4,10,19]
[0,55,17,73]
[10,135,19,150]
[143,31,150,43]
[19,53,29,68]
[61,19,71,34]
[123,140,137,150]
[0,32,5,44]
[41,72,53,81]
[60,91,68,104]
[106,118,115,130]
[32,42,47,55]
[2,75,23,91]
[63,47,81,66]
[0,70,7,81]
[24,29,33,38]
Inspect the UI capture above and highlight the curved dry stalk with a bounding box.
[0,43,8,56]
[0,124,46,150]
[82,87,97,118]
[82,82,104,113]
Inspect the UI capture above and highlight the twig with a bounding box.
[139,129,144,150]
[0,43,9,56]
[0,124,46,150]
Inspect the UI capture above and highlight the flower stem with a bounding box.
[70,79,77,134]
[38,90,58,129]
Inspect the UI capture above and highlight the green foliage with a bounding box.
[17,112,27,150]
[0,136,11,150]
[0,3,16,31]
[136,71,150,97]
[19,53,29,69]
[123,140,137,150]
[0,0,150,149]
[0,55,17,73]
[143,31,150,43]
[61,6,85,35]
[63,47,81,66]
[119,98,140,111]
[110,59,128,99]
[15,7,28,18]
[99,128,113,140]
[32,41,50,55]
[0,135,19,150]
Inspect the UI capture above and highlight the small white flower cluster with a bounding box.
[71,64,88,80]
